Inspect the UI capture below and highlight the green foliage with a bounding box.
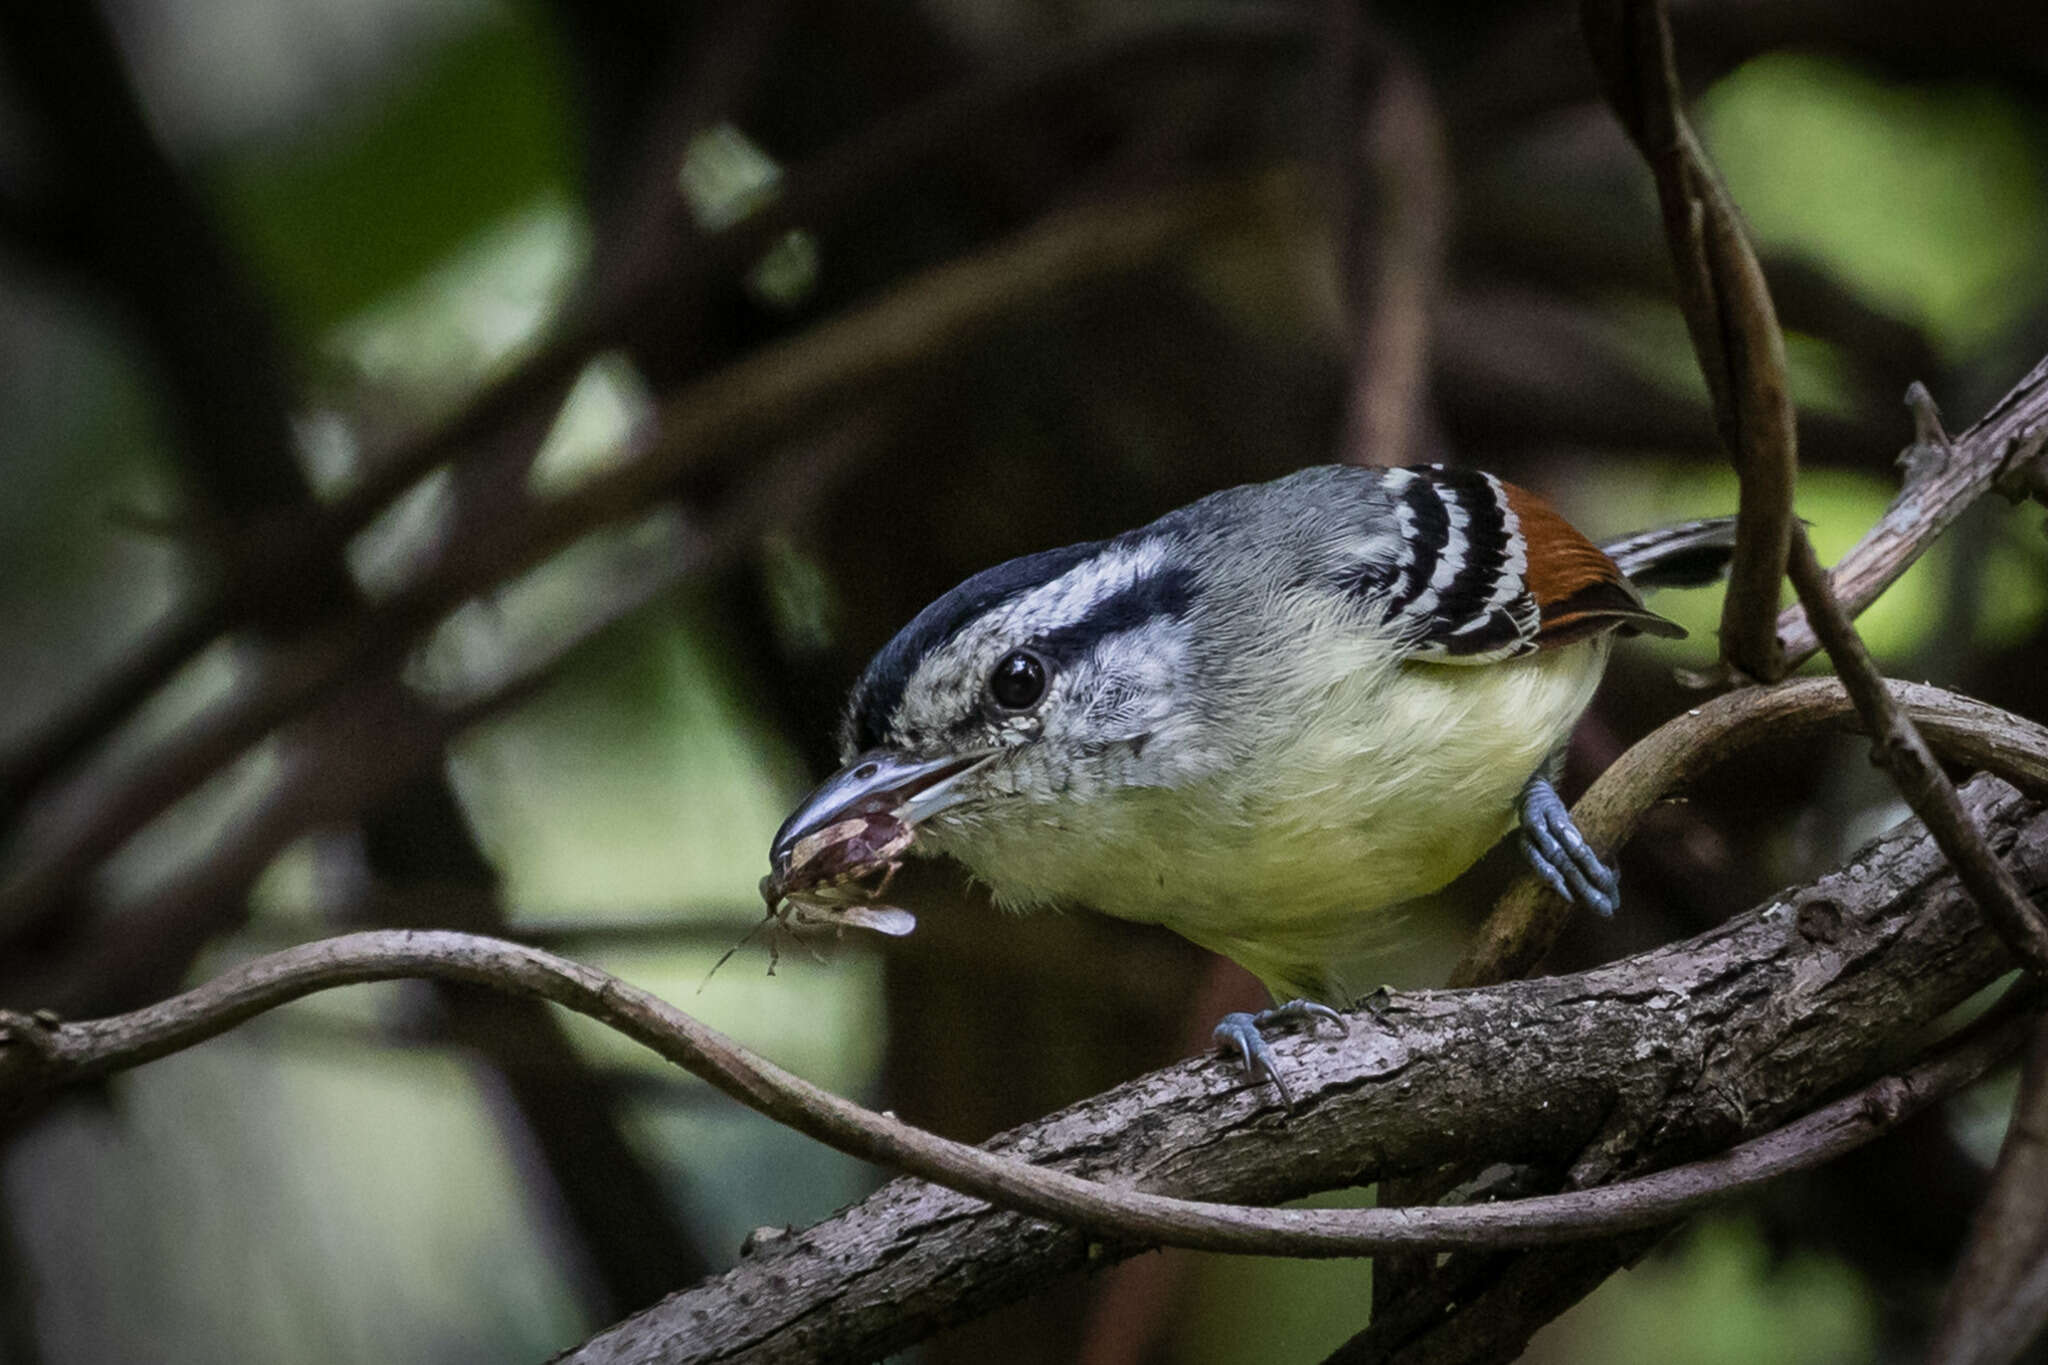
[207,15,575,340]
[1701,54,2048,360]
[1577,457,2048,667]
[1528,1217,1874,1364]
[1170,1187,1377,1364]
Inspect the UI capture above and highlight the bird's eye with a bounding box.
[988,649,1048,711]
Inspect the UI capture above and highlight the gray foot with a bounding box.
[1213,999,1347,1110]
[1518,775,1619,917]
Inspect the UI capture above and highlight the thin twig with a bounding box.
[0,929,2030,1262]
[1775,358,2048,668]
[1454,677,2048,987]
[1927,1012,2048,1365]
[1581,0,1796,682]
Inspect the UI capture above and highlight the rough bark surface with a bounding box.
[562,775,2048,1364]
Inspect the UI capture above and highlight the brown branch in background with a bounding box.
[0,0,360,820]
[1455,677,2048,987]
[1339,50,1450,468]
[0,177,1261,947]
[331,16,1313,532]
[1927,1013,2048,1365]
[0,600,223,825]
[1580,0,1796,682]
[0,13,1319,823]
[0,3,334,564]
[0,0,729,1313]
[1785,525,2048,975]
[1773,360,2048,668]
[6,414,878,1019]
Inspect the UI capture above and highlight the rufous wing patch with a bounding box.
[1501,483,1687,647]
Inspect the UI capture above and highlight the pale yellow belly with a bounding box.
[959,640,1609,1000]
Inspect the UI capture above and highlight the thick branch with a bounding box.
[575,768,2042,1361]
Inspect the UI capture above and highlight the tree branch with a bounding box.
[1,913,2023,1264]
[64,753,1998,1358]
[1775,359,2048,669]
[1386,674,2048,1362]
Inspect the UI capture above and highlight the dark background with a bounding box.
[2,1,2046,1361]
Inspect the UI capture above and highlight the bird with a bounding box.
[768,463,1734,1103]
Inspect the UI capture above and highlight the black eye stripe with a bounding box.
[1030,565,1196,665]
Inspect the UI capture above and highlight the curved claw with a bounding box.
[1212,999,1348,1110]
[1518,776,1620,917]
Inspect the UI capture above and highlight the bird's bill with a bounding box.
[768,747,995,875]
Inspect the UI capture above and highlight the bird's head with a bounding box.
[767,531,1209,892]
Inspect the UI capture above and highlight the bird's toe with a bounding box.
[1212,1000,1347,1110]
[1518,776,1620,917]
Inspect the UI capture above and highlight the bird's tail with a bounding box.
[1600,517,1739,591]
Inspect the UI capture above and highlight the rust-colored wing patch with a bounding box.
[1502,482,1686,648]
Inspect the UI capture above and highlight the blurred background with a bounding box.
[2,0,2047,1361]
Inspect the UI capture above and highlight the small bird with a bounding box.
[770,464,1732,1101]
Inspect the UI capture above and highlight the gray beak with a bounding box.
[769,748,995,875]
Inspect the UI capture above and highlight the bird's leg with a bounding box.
[1517,772,1619,917]
[1213,999,1347,1110]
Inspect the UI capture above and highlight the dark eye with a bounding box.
[988,649,1048,711]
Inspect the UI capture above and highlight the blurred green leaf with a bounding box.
[1603,298,1863,421]
[1701,55,2048,360]
[1171,1186,1377,1365]
[1574,459,1949,665]
[207,15,575,338]
[1527,1216,1873,1365]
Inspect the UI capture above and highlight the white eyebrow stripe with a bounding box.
[983,537,1171,641]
